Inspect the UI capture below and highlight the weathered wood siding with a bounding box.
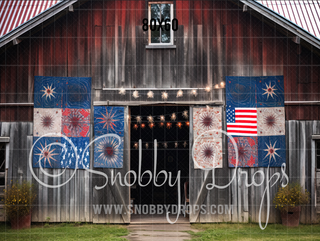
[0,0,320,120]
[0,120,318,223]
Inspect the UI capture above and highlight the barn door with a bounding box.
[92,106,130,223]
[189,106,231,223]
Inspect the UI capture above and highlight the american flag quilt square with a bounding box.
[258,135,286,167]
[33,137,62,168]
[34,108,62,137]
[34,76,63,108]
[227,107,257,136]
[226,76,257,108]
[61,137,90,169]
[193,139,222,169]
[62,109,90,137]
[257,76,284,107]
[228,136,258,167]
[94,135,124,168]
[94,106,124,137]
[257,107,285,136]
[64,77,91,109]
[193,107,222,140]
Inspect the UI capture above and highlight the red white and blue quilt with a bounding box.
[33,76,91,169]
[226,76,286,167]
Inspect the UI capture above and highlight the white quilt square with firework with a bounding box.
[257,107,285,136]
[34,108,62,137]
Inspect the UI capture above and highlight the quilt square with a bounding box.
[193,107,222,140]
[64,77,91,109]
[226,107,257,136]
[228,136,258,167]
[258,135,286,167]
[34,108,62,137]
[193,138,222,169]
[62,109,90,137]
[34,76,64,108]
[257,107,285,136]
[226,76,257,108]
[94,106,124,137]
[33,137,62,168]
[94,135,123,168]
[257,76,284,107]
[61,137,90,169]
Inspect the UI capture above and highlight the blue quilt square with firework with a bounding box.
[64,77,91,109]
[94,135,123,168]
[94,106,124,137]
[34,76,64,108]
[61,137,90,169]
[33,137,62,168]
[226,76,257,108]
[258,135,286,167]
[256,76,284,107]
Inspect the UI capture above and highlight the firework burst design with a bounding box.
[41,114,54,129]
[194,139,222,169]
[41,84,56,99]
[34,140,59,168]
[94,137,123,168]
[262,82,277,99]
[34,108,62,137]
[257,107,285,136]
[228,137,258,167]
[263,141,281,162]
[62,109,90,137]
[94,107,124,137]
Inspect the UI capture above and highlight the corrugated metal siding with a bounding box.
[258,0,320,39]
[0,0,60,37]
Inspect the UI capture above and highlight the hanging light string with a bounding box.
[132,140,189,149]
[128,110,189,121]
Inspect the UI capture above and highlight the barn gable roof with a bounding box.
[0,0,320,50]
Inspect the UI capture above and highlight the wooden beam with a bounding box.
[0,137,10,143]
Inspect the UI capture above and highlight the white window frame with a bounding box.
[148,2,174,46]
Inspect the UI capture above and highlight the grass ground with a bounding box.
[188,223,320,241]
[0,222,129,241]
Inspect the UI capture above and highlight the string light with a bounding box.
[166,122,172,129]
[191,89,198,97]
[163,142,168,149]
[147,91,154,98]
[205,86,211,92]
[127,114,131,120]
[134,142,139,149]
[185,121,190,126]
[175,142,178,148]
[145,143,149,149]
[162,91,168,100]
[220,81,225,88]
[159,122,164,128]
[147,115,154,123]
[182,110,188,119]
[149,123,155,129]
[159,115,165,122]
[176,90,183,97]
[119,88,126,95]
[141,123,146,129]
[136,116,142,123]
[177,122,182,129]
[171,113,177,121]
[214,84,219,89]
[133,124,139,130]
[183,141,188,148]
[133,90,139,99]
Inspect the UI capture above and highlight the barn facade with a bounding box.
[0,0,320,224]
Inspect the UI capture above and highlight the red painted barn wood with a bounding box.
[0,0,318,224]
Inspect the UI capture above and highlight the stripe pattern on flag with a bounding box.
[227,108,257,136]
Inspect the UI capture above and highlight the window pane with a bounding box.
[161,29,170,43]
[151,28,160,43]
[151,4,160,20]
[161,4,171,21]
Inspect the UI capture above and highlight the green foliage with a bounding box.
[189,223,320,241]
[3,181,36,220]
[0,223,129,241]
[273,183,310,212]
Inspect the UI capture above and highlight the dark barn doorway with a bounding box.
[130,106,189,218]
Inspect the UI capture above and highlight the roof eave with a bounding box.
[0,0,78,49]
[240,0,320,50]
